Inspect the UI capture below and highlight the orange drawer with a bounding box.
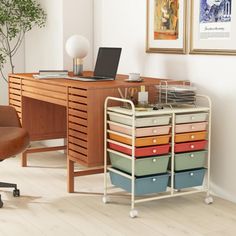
[175,131,207,143]
[109,133,171,147]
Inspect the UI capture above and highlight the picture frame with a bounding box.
[190,0,236,55]
[146,0,188,54]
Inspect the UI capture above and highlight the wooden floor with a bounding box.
[1,152,236,236]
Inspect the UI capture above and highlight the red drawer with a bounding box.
[175,140,207,153]
[108,142,170,157]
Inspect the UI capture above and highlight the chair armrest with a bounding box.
[0,106,21,127]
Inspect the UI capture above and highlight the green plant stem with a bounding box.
[0,68,7,83]
[12,34,25,57]
[5,24,14,73]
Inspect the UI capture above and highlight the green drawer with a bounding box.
[109,151,170,176]
[174,150,207,171]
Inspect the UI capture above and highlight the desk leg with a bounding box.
[67,158,74,193]
[22,151,27,167]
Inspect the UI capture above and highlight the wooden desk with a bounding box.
[8,72,184,192]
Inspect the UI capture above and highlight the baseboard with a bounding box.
[210,182,236,203]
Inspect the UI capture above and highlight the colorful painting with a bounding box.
[154,0,179,40]
[147,0,187,54]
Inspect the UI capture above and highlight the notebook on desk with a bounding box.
[76,47,122,81]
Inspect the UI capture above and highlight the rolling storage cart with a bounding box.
[103,95,213,218]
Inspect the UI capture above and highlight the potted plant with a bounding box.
[0,0,46,82]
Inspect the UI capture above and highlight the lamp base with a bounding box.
[73,58,83,76]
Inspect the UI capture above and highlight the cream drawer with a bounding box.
[176,113,208,124]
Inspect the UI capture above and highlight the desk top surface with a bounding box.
[10,72,187,90]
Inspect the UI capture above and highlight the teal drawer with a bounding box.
[169,168,206,189]
[174,151,207,171]
[109,152,170,176]
[110,171,170,195]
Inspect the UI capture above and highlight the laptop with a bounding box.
[77,47,122,81]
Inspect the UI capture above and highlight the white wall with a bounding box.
[25,0,93,72]
[0,41,25,105]
[63,0,93,71]
[25,0,63,72]
[94,0,236,202]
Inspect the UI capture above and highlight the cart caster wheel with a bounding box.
[13,189,20,197]
[102,196,109,204]
[205,196,213,205]
[129,209,138,218]
[0,201,3,208]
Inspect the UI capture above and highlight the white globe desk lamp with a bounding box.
[65,35,89,76]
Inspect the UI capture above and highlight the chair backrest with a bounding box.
[0,106,21,127]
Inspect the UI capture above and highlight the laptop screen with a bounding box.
[94,47,122,79]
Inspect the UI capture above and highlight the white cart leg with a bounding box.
[205,195,214,205]
[129,209,138,218]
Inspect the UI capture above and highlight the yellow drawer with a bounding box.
[175,131,207,143]
[109,133,171,147]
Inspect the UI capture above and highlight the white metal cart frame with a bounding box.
[103,95,213,218]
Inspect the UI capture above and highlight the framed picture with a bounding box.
[146,0,188,54]
[190,0,236,55]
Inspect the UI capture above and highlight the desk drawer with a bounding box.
[176,113,208,124]
[108,142,170,157]
[175,131,207,143]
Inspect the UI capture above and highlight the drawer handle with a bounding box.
[191,126,195,130]
[152,178,157,182]
[152,158,157,163]
[190,145,195,149]
[153,139,157,143]
[153,149,157,153]
[153,119,158,124]
[191,116,195,120]
[191,135,195,139]
[190,154,194,158]
[152,130,158,134]
[190,173,194,177]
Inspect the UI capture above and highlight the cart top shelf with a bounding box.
[107,106,210,117]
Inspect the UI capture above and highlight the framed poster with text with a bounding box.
[190,0,236,55]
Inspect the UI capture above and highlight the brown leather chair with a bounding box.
[0,105,29,208]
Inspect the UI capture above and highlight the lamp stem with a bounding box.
[73,58,83,76]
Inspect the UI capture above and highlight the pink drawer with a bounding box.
[175,122,208,133]
[108,142,170,157]
[175,140,208,153]
[109,123,171,137]
[136,126,171,137]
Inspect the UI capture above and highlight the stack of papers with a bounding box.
[33,70,69,79]
[157,85,197,105]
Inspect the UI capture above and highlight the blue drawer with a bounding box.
[170,168,206,189]
[110,171,170,195]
